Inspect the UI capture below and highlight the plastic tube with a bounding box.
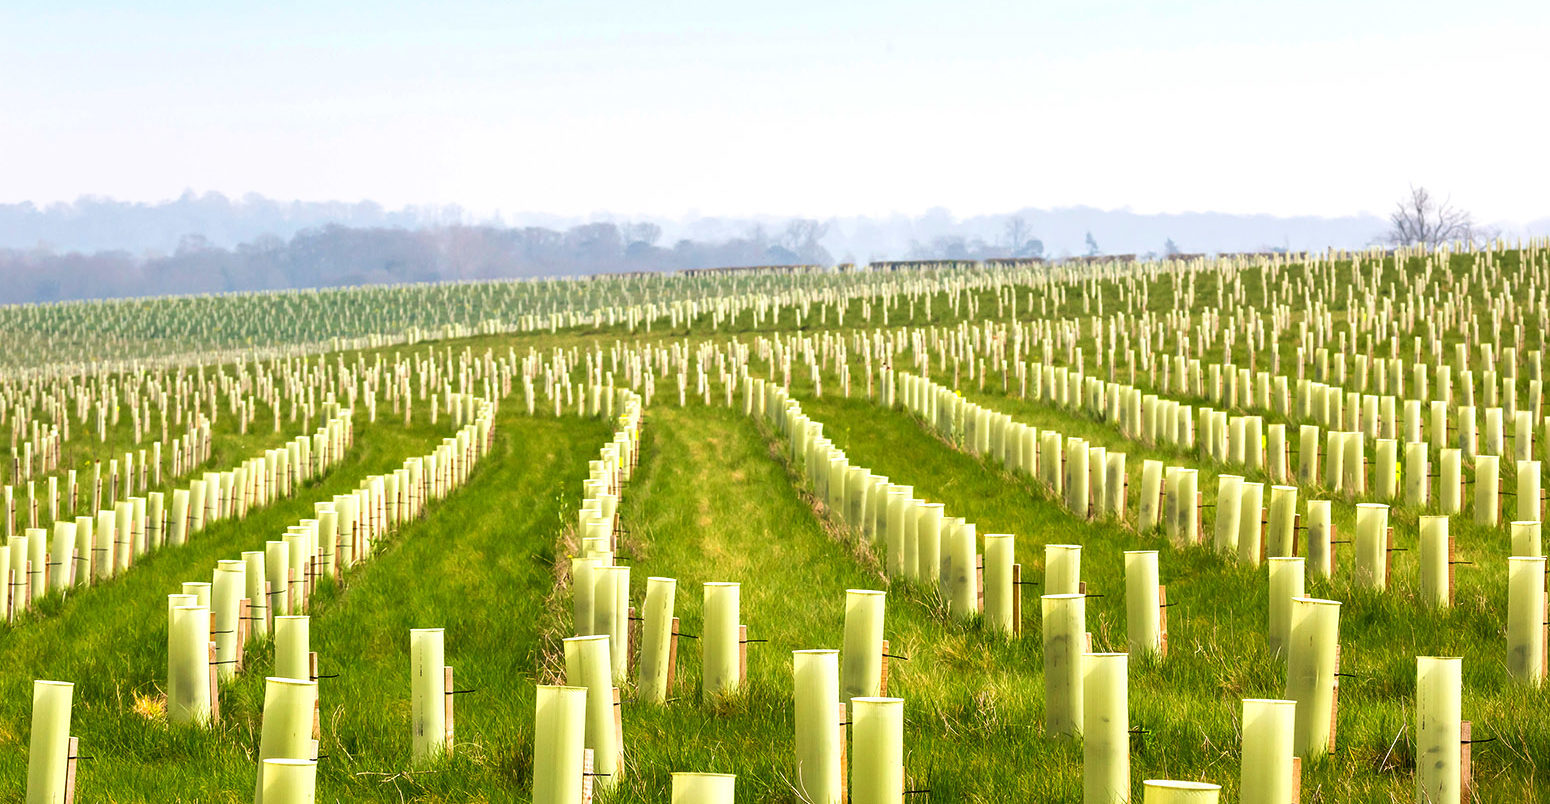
[213,560,246,682]
[1043,593,1086,737]
[274,616,310,682]
[1511,520,1542,558]
[703,582,741,696]
[983,534,1015,635]
[1083,653,1129,804]
[671,772,737,803]
[1415,656,1462,804]
[1214,476,1243,554]
[259,759,315,804]
[915,503,945,585]
[409,628,446,766]
[1237,483,1265,566]
[1405,441,1430,507]
[1266,558,1304,657]
[1475,455,1500,526]
[1045,544,1082,596]
[594,565,630,682]
[1141,780,1219,803]
[563,635,618,789]
[1239,699,1296,804]
[1124,551,1161,657]
[1354,504,1389,590]
[253,677,318,804]
[169,604,212,725]
[638,576,677,705]
[25,680,72,804]
[842,590,885,701]
[948,521,978,620]
[532,685,587,804]
[851,697,904,804]
[1418,516,1450,608]
[1284,597,1339,758]
[1517,460,1541,523]
[1507,557,1547,684]
[793,650,841,804]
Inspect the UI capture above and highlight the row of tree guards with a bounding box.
[21,389,498,803]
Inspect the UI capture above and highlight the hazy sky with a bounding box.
[3,1,1547,222]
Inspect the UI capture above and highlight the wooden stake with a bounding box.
[208,641,221,723]
[839,702,849,804]
[1012,563,1023,637]
[1461,721,1472,804]
[1386,526,1395,582]
[309,652,321,740]
[582,748,595,804]
[612,687,623,771]
[627,605,638,673]
[738,624,749,686]
[976,554,985,612]
[1328,644,1339,754]
[236,598,250,670]
[880,639,890,696]
[667,617,680,695]
[443,666,455,756]
[1290,751,1301,803]
[1158,585,1170,658]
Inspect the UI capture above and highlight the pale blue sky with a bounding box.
[3,1,1547,221]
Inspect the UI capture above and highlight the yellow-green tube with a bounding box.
[563,634,618,789]
[1266,486,1297,559]
[243,551,269,638]
[409,628,446,766]
[1175,469,1198,545]
[851,697,904,804]
[638,576,677,705]
[182,580,211,607]
[594,565,630,682]
[842,590,885,701]
[274,616,310,682]
[91,512,111,582]
[1239,699,1296,804]
[1511,521,1542,558]
[1415,656,1462,804]
[1284,597,1340,758]
[1083,653,1129,803]
[1067,437,1090,515]
[671,772,737,803]
[901,499,922,581]
[1298,424,1320,485]
[1354,504,1389,590]
[165,593,196,706]
[884,486,913,578]
[1266,558,1304,657]
[259,759,315,804]
[48,522,74,591]
[1237,482,1265,566]
[1141,780,1219,803]
[533,685,587,804]
[1124,551,1161,657]
[1507,557,1546,684]
[1405,441,1430,507]
[1045,544,1082,596]
[25,680,72,804]
[1213,475,1243,554]
[1475,454,1500,526]
[703,582,741,696]
[1418,516,1450,608]
[948,520,978,620]
[71,517,91,586]
[1043,593,1086,737]
[170,488,189,547]
[1106,453,1128,519]
[1439,448,1462,514]
[1305,500,1333,579]
[1323,430,1344,491]
[916,503,944,585]
[27,528,46,598]
[213,560,246,682]
[169,604,212,726]
[1375,439,1398,500]
[266,540,290,617]
[189,480,206,533]
[1517,460,1541,523]
[253,677,318,804]
[1267,424,1287,482]
[793,649,841,804]
[1139,460,1162,531]
[1343,431,1366,494]
[983,534,1015,635]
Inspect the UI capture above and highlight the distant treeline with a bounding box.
[0,220,835,305]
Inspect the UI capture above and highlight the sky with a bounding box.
[3,1,1548,224]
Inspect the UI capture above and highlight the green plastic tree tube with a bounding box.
[1374,439,1398,500]
[1043,431,1064,496]
[242,551,269,638]
[315,508,337,579]
[1418,516,1450,608]
[25,680,72,804]
[533,685,587,804]
[1067,437,1090,515]
[71,517,92,586]
[259,759,315,804]
[1404,441,1430,507]
[1343,431,1366,495]
[1162,467,1183,543]
[1507,557,1546,684]
[983,534,1015,635]
[1354,503,1389,590]
[1304,500,1333,579]
[170,489,189,547]
[1323,430,1344,491]
[884,486,913,578]
[1297,424,1320,485]
[842,590,885,701]
[1283,597,1339,758]
[1236,482,1265,566]
[1475,454,1500,526]
[1266,486,1298,559]
[27,528,46,598]
[1213,475,1243,554]
[937,516,963,599]
[253,677,318,804]
[266,540,290,617]
[274,616,310,681]
[1089,446,1109,514]
[1517,460,1541,522]
[915,503,945,585]
[1266,558,1305,657]
[851,697,904,804]
[948,521,978,620]
[1439,448,1462,514]
[703,582,741,696]
[1240,698,1295,804]
[793,649,841,804]
[189,480,207,533]
[49,522,74,591]
[671,772,737,803]
[1267,424,1287,482]
[1125,551,1161,657]
[88,511,110,582]
[1139,460,1163,531]
[1415,656,1462,804]
[409,628,446,766]
[1511,521,1541,558]
[638,576,677,705]
[1043,593,1086,737]
[594,565,630,682]
[1083,653,1129,804]
[1141,780,1220,803]
[182,580,211,607]
[169,604,212,725]
[165,594,197,707]
[563,634,618,789]
[214,560,246,682]
[1106,453,1128,519]
[1046,544,1082,596]
[901,499,922,582]
[284,532,310,612]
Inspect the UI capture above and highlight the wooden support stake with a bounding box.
[1386,526,1395,582]
[288,567,298,614]
[1448,534,1457,607]
[880,639,890,697]
[1290,755,1302,804]
[1330,523,1339,574]
[236,598,250,670]
[1328,644,1339,754]
[839,702,849,804]
[738,624,749,686]
[443,666,455,756]
[1197,491,1205,544]
[582,748,595,804]
[1012,563,1023,637]
[612,687,623,771]
[1158,585,1170,658]
[1461,721,1473,804]
[976,554,985,612]
[667,617,680,695]
[208,641,221,723]
[64,736,79,804]
[309,652,321,740]
[1084,631,1093,653]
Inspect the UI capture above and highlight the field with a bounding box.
[3,244,1548,802]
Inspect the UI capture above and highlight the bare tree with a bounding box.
[1388,185,1474,247]
[1002,216,1043,258]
